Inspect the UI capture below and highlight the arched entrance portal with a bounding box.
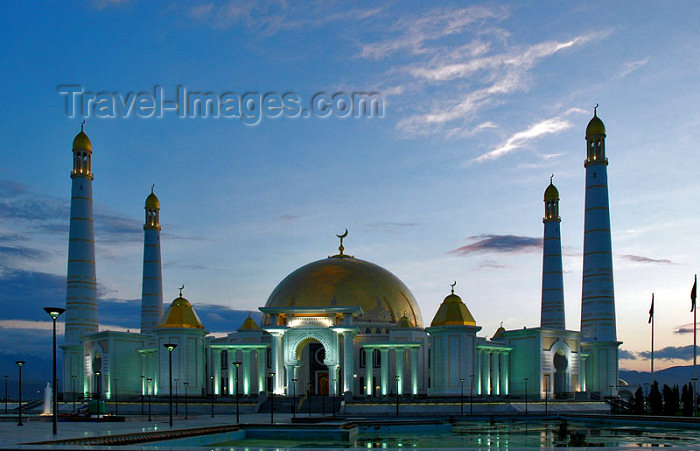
[553,351,568,396]
[295,338,330,395]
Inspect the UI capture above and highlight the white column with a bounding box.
[228,350,235,395]
[327,365,337,396]
[257,348,267,394]
[396,348,404,395]
[270,332,284,394]
[481,350,490,396]
[380,349,389,396]
[493,351,500,395]
[501,352,509,395]
[213,349,222,395]
[242,350,251,395]
[342,332,354,394]
[365,348,373,395]
[410,348,418,395]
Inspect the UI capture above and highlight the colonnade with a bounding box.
[362,344,420,396]
[209,344,268,395]
[476,347,510,396]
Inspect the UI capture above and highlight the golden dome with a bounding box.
[145,191,160,209]
[586,114,605,137]
[544,183,559,201]
[158,296,205,329]
[430,293,476,327]
[238,316,260,331]
[73,130,92,151]
[264,256,423,327]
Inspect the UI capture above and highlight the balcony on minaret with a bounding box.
[144,189,161,230]
[71,126,93,179]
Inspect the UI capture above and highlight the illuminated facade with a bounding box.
[61,111,619,401]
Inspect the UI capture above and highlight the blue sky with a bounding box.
[1,1,700,375]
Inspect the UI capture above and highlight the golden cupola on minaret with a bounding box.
[71,121,93,178]
[144,185,161,230]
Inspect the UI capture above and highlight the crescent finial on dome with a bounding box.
[178,284,185,297]
[450,281,456,294]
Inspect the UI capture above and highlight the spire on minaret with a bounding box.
[141,187,164,338]
[541,177,565,330]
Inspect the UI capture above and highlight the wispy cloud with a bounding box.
[473,117,572,163]
[674,323,696,335]
[617,58,648,79]
[619,349,638,360]
[449,234,542,256]
[619,254,674,265]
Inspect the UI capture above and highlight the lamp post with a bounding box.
[95,371,101,403]
[113,377,118,416]
[71,375,76,414]
[460,378,465,415]
[291,378,297,418]
[395,375,400,416]
[544,374,549,416]
[4,374,8,414]
[524,377,528,415]
[183,382,189,419]
[609,384,614,415]
[164,343,178,427]
[308,383,313,417]
[16,361,25,426]
[644,382,649,414]
[470,374,474,415]
[43,306,65,435]
[146,378,152,421]
[174,378,179,415]
[210,375,215,418]
[269,372,276,423]
[233,362,241,424]
[693,378,698,417]
[332,377,337,416]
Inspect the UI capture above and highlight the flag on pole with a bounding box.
[692,275,697,312]
[649,293,654,324]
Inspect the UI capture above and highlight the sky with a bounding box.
[1,0,700,380]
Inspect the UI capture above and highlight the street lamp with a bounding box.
[544,374,549,416]
[233,362,241,424]
[43,306,65,435]
[183,382,189,419]
[15,361,25,426]
[71,375,76,414]
[4,374,8,414]
[146,378,152,421]
[174,378,179,415]
[291,377,298,418]
[470,374,474,415]
[210,375,215,417]
[609,384,615,415]
[693,378,698,417]
[524,377,529,415]
[395,375,400,416]
[332,377,338,416]
[95,371,101,402]
[460,378,465,415]
[164,343,178,427]
[269,372,276,423]
[308,383,313,417]
[113,377,118,416]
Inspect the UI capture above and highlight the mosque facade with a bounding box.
[60,111,620,402]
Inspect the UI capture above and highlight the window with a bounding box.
[360,349,367,368]
[220,350,228,368]
[373,349,381,367]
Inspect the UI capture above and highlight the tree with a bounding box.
[682,383,693,416]
[649,381,663,415]
[633,387,644,414]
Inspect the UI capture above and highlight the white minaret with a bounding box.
[540,177,565,330]
[62,123,98,396]
[140,186,164,340]
[580,107,621,394]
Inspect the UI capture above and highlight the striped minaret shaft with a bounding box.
[540,178,565,330]
[140,187,163,338]
[64,124,98,345]
[580,108,616,342]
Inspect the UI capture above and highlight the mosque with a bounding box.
[60,110,621,403]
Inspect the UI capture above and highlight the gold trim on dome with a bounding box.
[158,294,205,329]
[430,291,477,327]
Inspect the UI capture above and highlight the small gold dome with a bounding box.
[430,293,476,327]
[145,192,160,209]
[397,313,413,328]
[586,114,605,137]
[73,130,92,151]
[544,183,559,201]
[491,325,506,340]
[158,296,204,329]
[238,316,260,331]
